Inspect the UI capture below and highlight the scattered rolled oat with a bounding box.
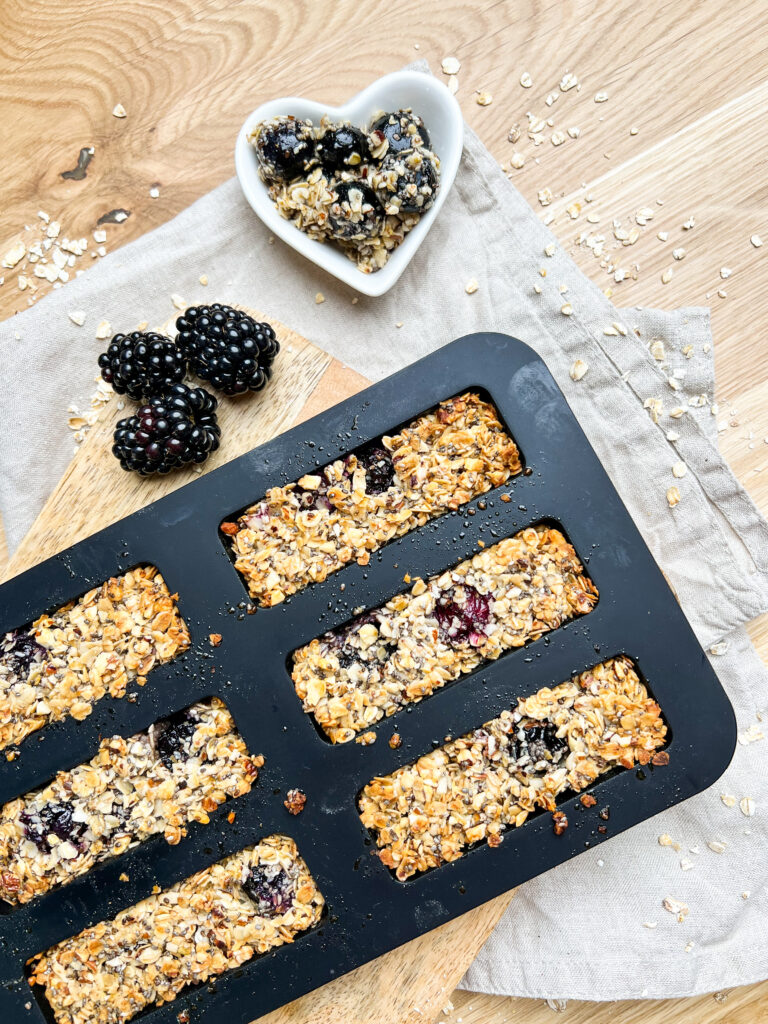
[680,858,693,871]
[2,241,26,268]
[560,71,579,91]
[739,797,755,817]
[594,91,609,102]
[171,293,186,310]
[720,267,732,279]
[520,72,533,88]
[476,91,493,106]
[561,302,573,317]
[544,242,557,257]
[682,216,695,230]
[199,274,208,285]
[661,268,673,284]
[667,486,681,508]
[567,126,581,139]
[751,234,763,248]
[112,103,127,118]
[709,640,729,656]
[707,840,727,853]
[441,56,461,75]
[672,247,686,260]
[650,339,665,361]
[551,130,567,146]
[315,291,325,304]
[509,152,525,169]
[447,76,459,95]
[672,461,687,479]
[570,358,588,380]
[721,793,737,807]
[465,278,479,294]
[662,896,689,921]
[68,310,86,327]
[283,788,307,815]
[657,230,669,241]
[95,319,111,340]
[643,921,658,929]
[538,187,553,207]
[738,723,764,745]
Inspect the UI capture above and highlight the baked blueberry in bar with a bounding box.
[222,393,521,607]
[292,524,598,743]
[28,835,324,1024]
[359,656,667,880]
[0,566,189,751]
[0,698,261,906]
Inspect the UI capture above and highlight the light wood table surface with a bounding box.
[1,1,767,1022]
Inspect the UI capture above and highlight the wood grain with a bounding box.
[1,0,767,1020]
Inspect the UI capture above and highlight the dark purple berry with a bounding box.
[175,305,279,397]
[111,383,220,476]
[242,864,295,917]
[1,628,47,677]
[327,181,383,241]
[379,152,439,213]
[97,331,186,402]
[317,123,369,172]
[355,442,395,494]
[254,117,315,182]
[21,801,87,853]
[153,709,198,768]
[434,585,491,645]
[369,110,431,154]
[515,722,568,765]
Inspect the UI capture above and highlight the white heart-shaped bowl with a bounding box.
[235,70,463,297]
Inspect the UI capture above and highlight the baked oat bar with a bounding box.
[293,524,598,743]
[28,834,324,1024]
[359,656,667,880]
[224,393,521,607]
[0,566,189,751]
[0,698,261,906]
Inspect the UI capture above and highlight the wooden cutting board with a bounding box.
[1,313,514,1024]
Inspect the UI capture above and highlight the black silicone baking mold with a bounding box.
[0,333,736,1024]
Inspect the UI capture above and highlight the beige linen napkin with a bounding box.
[1,78,767,999]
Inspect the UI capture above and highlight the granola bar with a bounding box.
[0,699,261,906]
[359,656,667,880]
[224,393,521,607]
[28,834,324,1024]
[0,566,189,751]
[293,524,598,743]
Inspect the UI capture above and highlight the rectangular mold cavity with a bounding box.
[291,521,598,743]
[358,655,669,881]
[27,834,324,1024]
[0,697,260,910]
[0,565,189,754]
[220,390,523,608]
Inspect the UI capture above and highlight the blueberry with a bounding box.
[318,123,369,172]
[254,118,315,182]
[355,443,395,494]
[242,865,295,917]
[327,181,384,241]
[379,152,439,213]
[515,723,568,765]
[369,110,431,154]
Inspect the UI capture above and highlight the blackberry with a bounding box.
[327,181,384,241]
[434,585,491,645]
[515,722,568,765]
[153,708,198,768]
[369,110,431,155]
[242,864,295,917]
[254,117,315,182]
[21,801,88,854]
[176,305,280,396]
[1,629,47,677]
[112,383,220,475]
[97,331,186,402]
[317,123,369,172]
[354,441,395,494]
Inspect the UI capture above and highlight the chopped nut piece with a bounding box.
[552,810,568,835]
[389,733,402,749]
[663,896,689,921]
[208,633,222,647]
[119,872,129,882]
[283,788,307,815]
[667,486,681,508]
[220,521,239,536]
[580,793,597,807]
[651,750,670,766]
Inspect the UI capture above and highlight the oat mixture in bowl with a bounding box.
[249,109,440,273]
